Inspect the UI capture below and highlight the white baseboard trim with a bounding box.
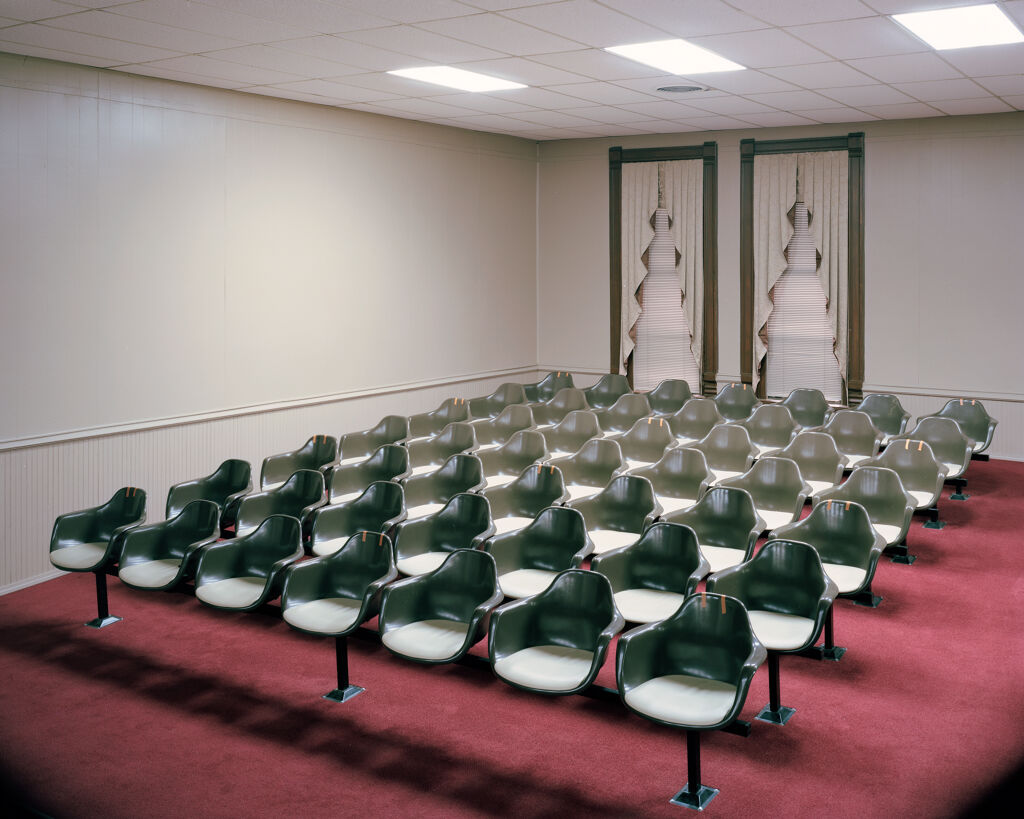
[1,364,541,453]
[0,568,62,597]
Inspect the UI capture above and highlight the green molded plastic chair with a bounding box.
[919,398,997,455]
[477,430,548,490]
[401,453,485,519]
[118,500,220,592]
[326,444,410,505]
[895,418,973,481]
[469,382,528,419]
[166,459,251,519]
[773,500,886,606]
[821,410,883,467]
[530,387,589,427]
[379,549,503,664]
[472,404,535,449]
[489,569,624,695]
[595,393,652,434]
[814,466,916,562]
[194,515,304,612]
[631,447,711,515]
[406,421,477,476]
[408,397,470,439]
[233,469,325,538]
[780,388,832,430]
[718,457,810,533]
[735,404,798,457]
[261,435,337,490]
[583,373,632,411]
[567,474,660,554]
[772,431,845,497]
[335,416,409,467]
[281,531,397,702]
[541,410,601,458]
[480,464,569,538]
[547,437,625,502]
[668,397,725,444]
[591,522,708,624]
[659,487,764,574]
[484,506,592,599]
[854,394,910,443]
[308,481,407,556]
[391,493,494,577]
[646,378,694,416]
[49,486,147,628]
[610,416,675,471]
[862,439,947,512]
[690,424,757,484]
[715,382,760,422]
[707,540,838,725]
[616,592,766,810]
[523,371,576,403]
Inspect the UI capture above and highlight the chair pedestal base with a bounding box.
[922,519,945,530]
[947,476,969,501]
[670,785,718,811]
[756,704,795,725]
[846,588,883,607]
[323,685,364,703]
[797,644,846,662]
[885,543,916,564]
[971,452,989,462]
[720,719,751,738]
[85,615,123,629]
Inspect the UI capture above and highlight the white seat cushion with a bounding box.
[283,597,362,634]
[625,458,655,471]
[118,558,181,588]
[754,443,780,456]
[625,674,738,727]
[843,452,871,467]
[262,480,285,492]
[657,495,698,515]
[589,529,640,554]
[547,449,573,459]
[311,537,349,557]
[337,455,367,466]
[50,541,108,570]
[700,545,747,573]
[396,551,449,576]
[709,469,743,485]
[873,522,904,546]
[566,483,603,501]
[409,463,440,477]
[493,516,533,535]
[329,490,362,505]
[759,508,797,531]
[475,443,499,453]
[747,610,817,651]
[806,479,837,496]
[493,645,595,692]
[406,502,445,519]
[822,563,868,595]
[483,474,516,489]
[498,569,558,599]
[944,461,967,478]
[613,588,686,623]
[675,435,698,446]
[908,489,935,509]
[196,576,266,609]
[382,619,469,661]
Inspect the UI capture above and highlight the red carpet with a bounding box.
[2,459,1023,818]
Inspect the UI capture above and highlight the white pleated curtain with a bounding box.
[752,151,848,394]
[620,159,704,376]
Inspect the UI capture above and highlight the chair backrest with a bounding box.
[486,506,589,571]
[477,430,547,477]
[707,539,828,617]
[404,454,483,506]
[239,515,303,576]
[823,410,881,452]
[486,464,567,518]
[97,487,147,540]
[929,398,996,448]
[597,393,652,431]
[664,486,760,550]
[528,569,618,651]
[667,397,725,439]
[549,437,624,487]
[409,398,470,438]
[469,382,528,417]
[899,417,973,466]
[855,394,910,437]
[583,374,631,410]
[772,431,844,485]
[543,410,601,453]
[419,549,500,621]
[570,475,656,530]
[646,379,693,415]
[428,493,494,551]
[820,466,912,521]
[863,439,944,490]
[718,456,807,511]
[592,522,703,594]
[715,383,759,421]
[630,447,710,499]
[328,444,410,502]
[279,469,327,505]
[780,388,831,428]
[775,499,879,569]
[741,404,798,447]
[320,531,396,596]
[616,416,675,453]
[692,424,756,471]
[210,459,253,498]
[526,371,576,403]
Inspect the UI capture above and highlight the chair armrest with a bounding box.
[487,597,535,660]
[379,574,429,630]
[50,509,99,548]
[195,540,244,583]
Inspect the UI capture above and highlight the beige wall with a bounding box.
[537,112,1024,459]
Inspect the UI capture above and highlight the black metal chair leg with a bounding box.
[84,570,122,629]
[323,635,364,703]
[670,731,718,810]
[797,605,846,661]
[757,652,795,725]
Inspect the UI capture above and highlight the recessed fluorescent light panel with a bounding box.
[892,4,1024,50]
[605,39,745,74]
[387,66,526,92]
